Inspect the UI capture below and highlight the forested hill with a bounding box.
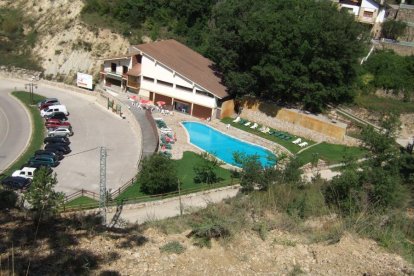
[83,0,368,111]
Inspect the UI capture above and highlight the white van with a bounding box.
[40,105,69,117]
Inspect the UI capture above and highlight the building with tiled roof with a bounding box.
[100,39,234,119]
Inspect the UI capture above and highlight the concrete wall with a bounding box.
[238,98,351,144]
[276,109,346,141]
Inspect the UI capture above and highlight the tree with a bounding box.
[139,153,178,195]
[233,152,264,192]
[193,152,223,185]
[206,0,367,111]
[360,114,399,165]
[24,167,64,219]
[381,20,407,40]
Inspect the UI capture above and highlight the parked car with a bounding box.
[45,112,68,121]
[35,149,64,160]
[45,119,71,129]
[34,152,58,162]
[44,136,70,145]
[12,167,36,179]
[44,144,71,154]
[20,162,50,170]
[41,105,69,117]
[1,176,31,190]
[39,101,60,111]
[47,127,73,137]
[37,98,59,109]
[28,156,59,167]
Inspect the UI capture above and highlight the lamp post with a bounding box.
[25,79,38,105]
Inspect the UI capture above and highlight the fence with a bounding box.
[64,189,100,202]
[61,178,238,212]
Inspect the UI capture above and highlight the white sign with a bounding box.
[76,72,93,90]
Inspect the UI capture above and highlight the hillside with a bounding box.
[0,0,129,80]
[1,209,413,275]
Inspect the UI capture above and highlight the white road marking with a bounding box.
[0,104,10,148]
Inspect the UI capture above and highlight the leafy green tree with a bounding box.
[233,152,263,192]
[282,157,303,184]
[363,50,414,94]
[24,167,64,219]
[193,152,222,185]
[360,114,399,164]
[139,153,178,195]
[381,20,407,40]
[206,0,367,111]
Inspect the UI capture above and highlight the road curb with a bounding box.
[0,91,33,175]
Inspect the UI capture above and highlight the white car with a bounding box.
[12,167,36,179]
[48,127,73,137]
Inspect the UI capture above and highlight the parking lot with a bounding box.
[22,82,141,194]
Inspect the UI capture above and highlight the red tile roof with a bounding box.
[134,39,229,99]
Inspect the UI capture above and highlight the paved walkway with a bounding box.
[105,185,241,225]
[101,88,158,159]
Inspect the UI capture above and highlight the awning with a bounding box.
[106,72,123,81]
[127,63,141,77]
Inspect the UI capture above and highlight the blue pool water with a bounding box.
[182,122,276,167]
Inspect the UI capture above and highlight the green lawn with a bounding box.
[296,142,366,166]
[355,94,414,114]
[0,91,45,180]
[221,117,313,153]
[64,196,98,209]
[222,117,367,166]
[116,151,234,202]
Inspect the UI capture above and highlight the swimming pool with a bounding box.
[182,122,276,167]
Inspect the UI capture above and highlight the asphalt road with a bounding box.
[0,80,31,174]
[1,78,141,195]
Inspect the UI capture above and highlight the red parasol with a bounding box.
[156,101,166,106]
[139,99,151,104]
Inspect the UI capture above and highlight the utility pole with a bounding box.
[25,79,38,105]
[99,147,107,225]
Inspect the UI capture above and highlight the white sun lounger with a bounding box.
[292,138,302,144]
[233,116,241,123]
[244,121,251,126]
[299,142,308,147]
[250,123,258,129]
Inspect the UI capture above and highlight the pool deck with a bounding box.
[153,111,292,164]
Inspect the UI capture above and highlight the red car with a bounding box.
[45,119,71,129]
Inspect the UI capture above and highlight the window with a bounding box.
[363,11,374,18]
[143,76,154,82]
[123,66,128,74]
[157,80,173,87]
[111,63,116,73]
[176,84,193,93]
[196,90,214,98]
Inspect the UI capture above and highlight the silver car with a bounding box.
[47,127,73,137]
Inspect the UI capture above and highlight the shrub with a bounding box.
[381,20,407,40]
[139,153,178,195]
[159,241,186,254]
[193,152,222,185]
[187,222,231,248]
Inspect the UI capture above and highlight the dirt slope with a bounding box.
[80,228,413,275]
[0,0,129,78]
